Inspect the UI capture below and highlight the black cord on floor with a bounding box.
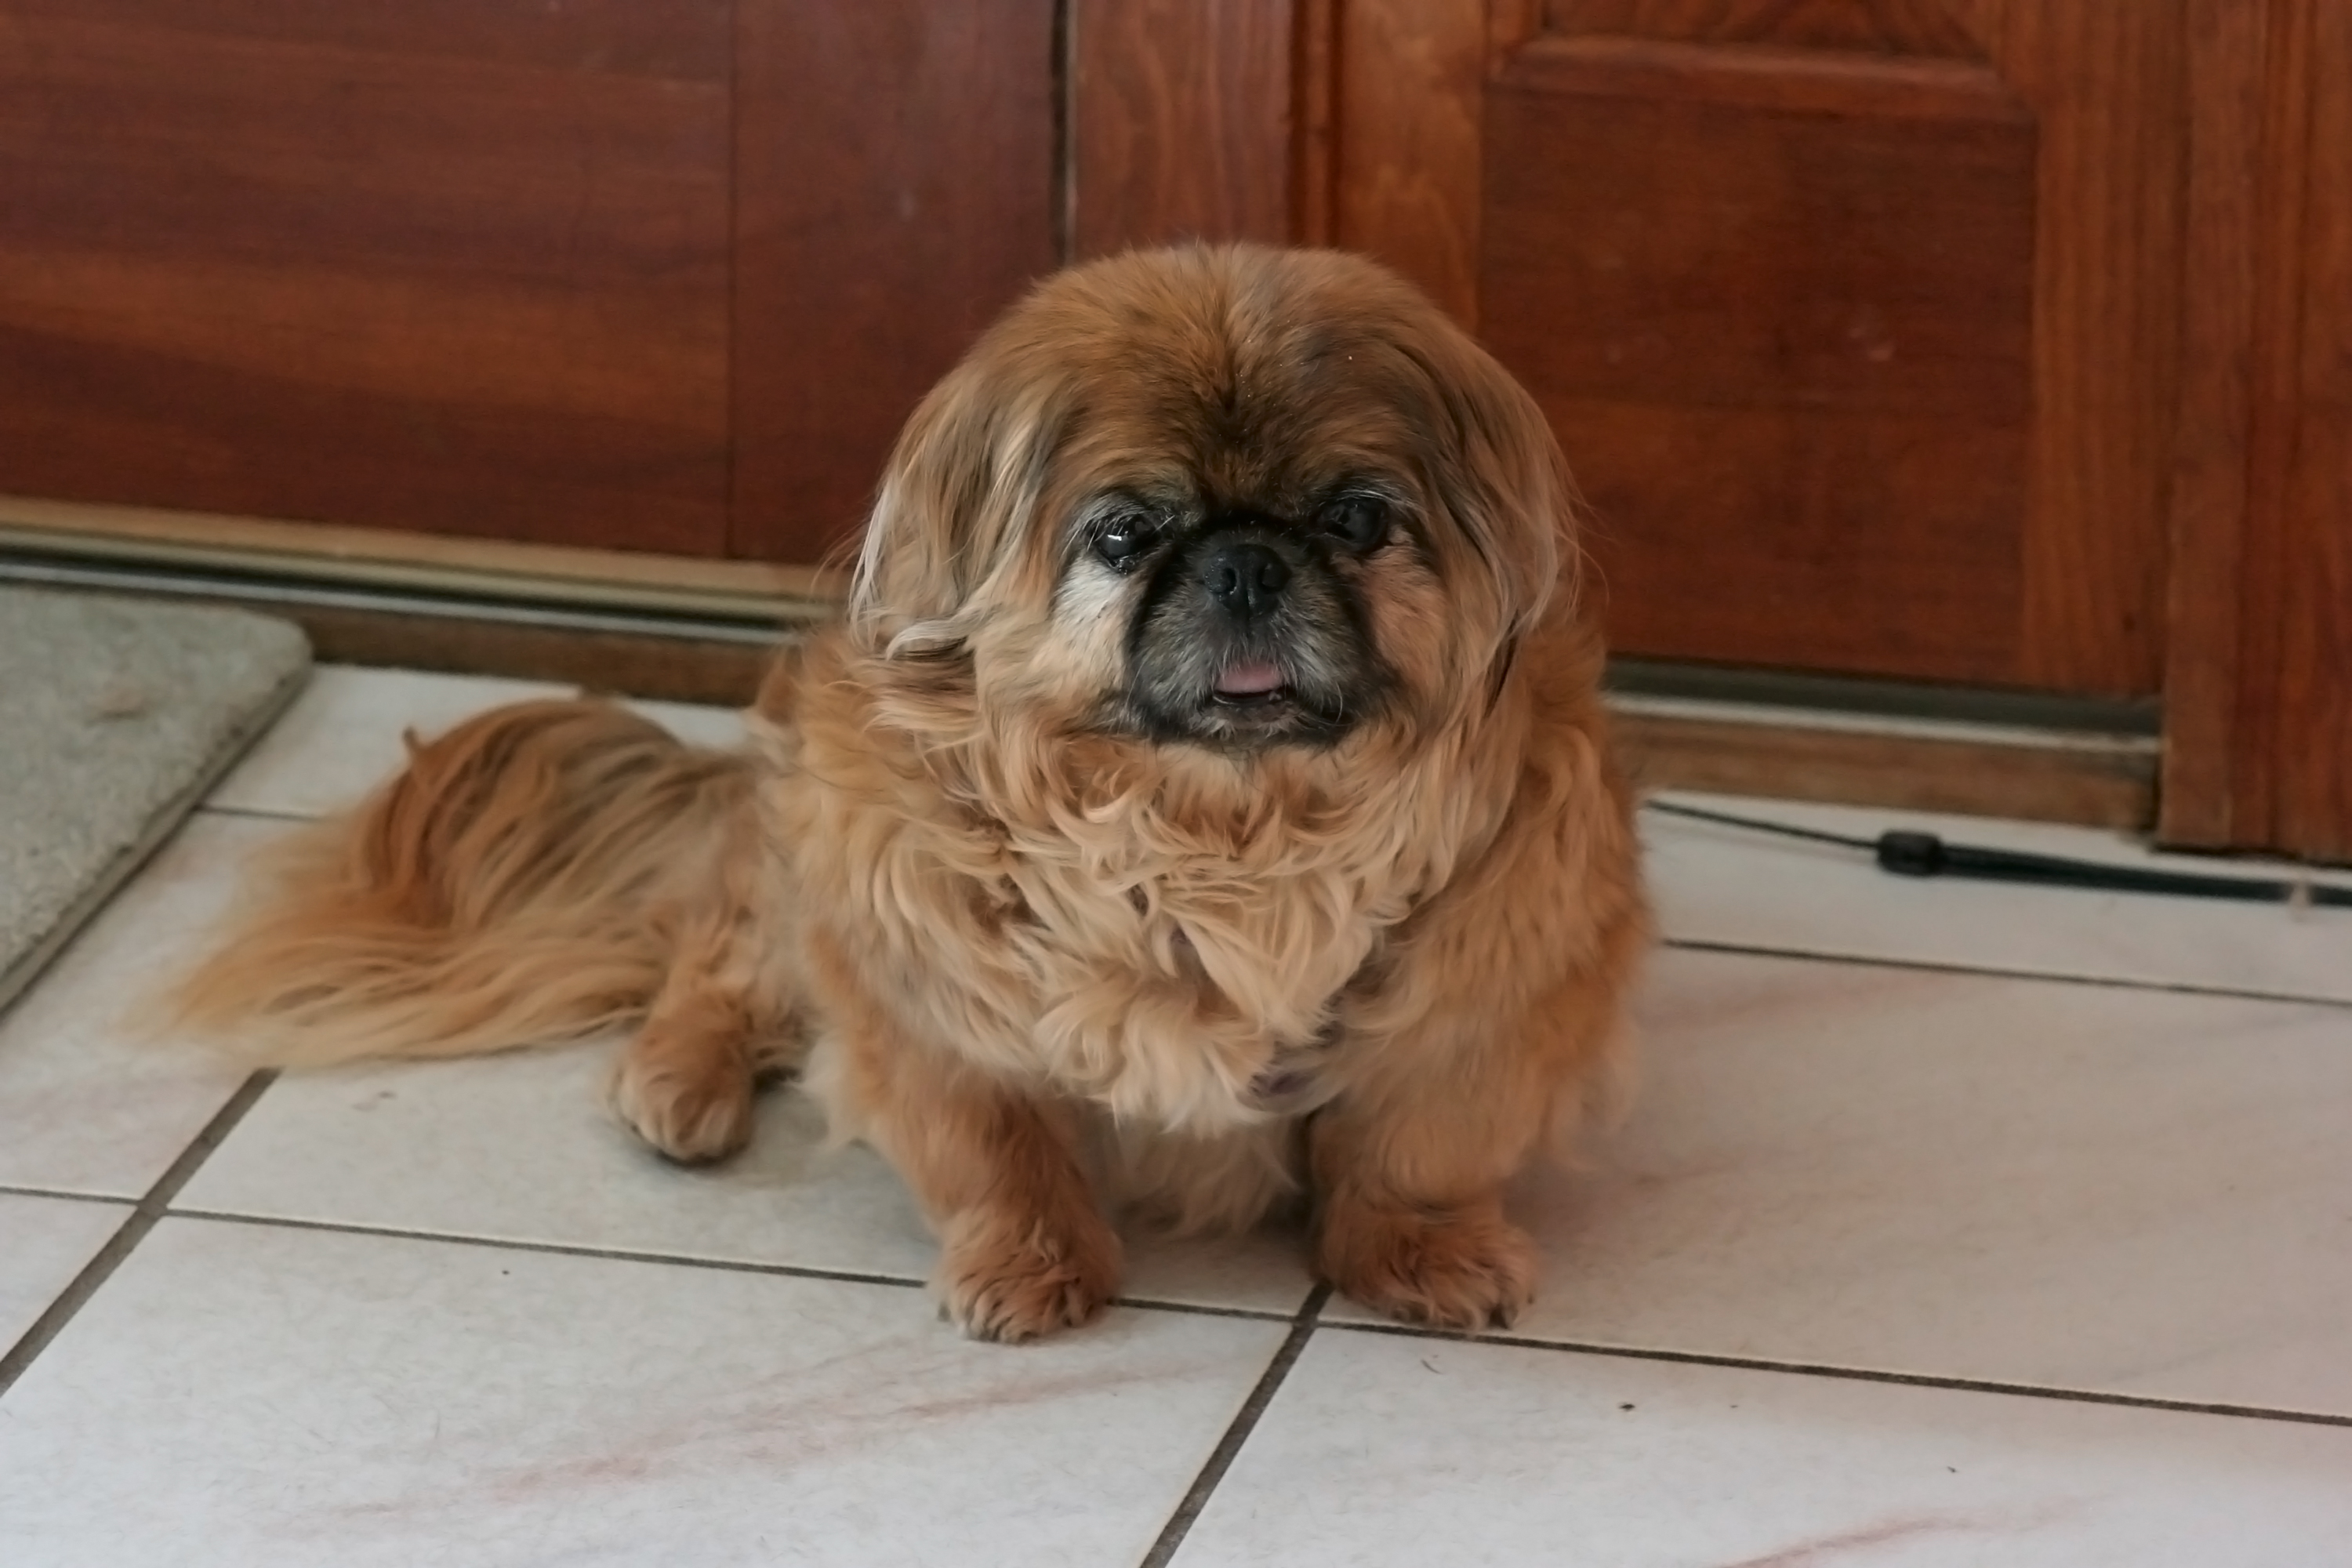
[1642,799,1876,851]
[1640,799,2352,909]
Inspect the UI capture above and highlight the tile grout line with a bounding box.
[0,1184,136,1207]
[22,1149,2352,1433]
[165,1206,936,1291]
[158,1207,1311,1325]
[1112,1294,1315,1325]
[87,1192,2352,1436]
[194,801,326,824]
[35,1148,2352,1438]
[38,1160,2352,1433]
[0,1069,278,1397]
[1319,1317,2352,1430]
[1137,1282,1333,1568]
[1661,936,2352,1013]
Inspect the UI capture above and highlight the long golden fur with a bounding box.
[176,245,1650,1341]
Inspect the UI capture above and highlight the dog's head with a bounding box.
[848,245,1574,755]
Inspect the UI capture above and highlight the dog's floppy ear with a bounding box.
[1400,318,1578,643]
[848,348,1068,659]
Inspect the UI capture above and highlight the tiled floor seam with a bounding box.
[1320,1317,2352,1429]
[194,801,323,824]
[1138,1283,1333,1568]
[164,1207,935,1291]
[122,1207,2352,1435]
[156,1207,1310,1324]
[1663,935,2352,1011]
[0,1184,134,1206]
[0,1069,278,1396]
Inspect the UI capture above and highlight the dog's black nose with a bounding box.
[1201,542,1290,621]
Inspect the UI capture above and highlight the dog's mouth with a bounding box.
[1210,661,1291,708]
[1119,626,1375,749]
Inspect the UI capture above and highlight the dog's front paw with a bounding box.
[608,1033,757,1165]
[937,1208,1123,1343]
[1317,1200,1538,1331]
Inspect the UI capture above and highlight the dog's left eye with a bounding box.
[1319,496,1391,552]
[1092,515,1159,572]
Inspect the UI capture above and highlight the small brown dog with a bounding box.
[177,245,1650,1341]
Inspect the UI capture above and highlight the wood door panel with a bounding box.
[0,2,731,554]
[2158,0,2352,860]
[1550,399,2024,676]
[2275,0,2352,856]
[1335,0,1486,324]
[1069,0,1300,255]
[1338,1,2187,695]
[729,0,1057,561]
[1482,35,2035,683]
[0,0,731,74]
[1483,76,2034,419]
[1545,0,1982,55]
[1963,1,2187,698]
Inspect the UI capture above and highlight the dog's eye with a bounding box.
[1092,515,1158,572]
[1320,497,1390,552]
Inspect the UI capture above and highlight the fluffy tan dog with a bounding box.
[176,245,1650,1341]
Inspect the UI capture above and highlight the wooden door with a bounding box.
[0,0,738,555]
[6,1,2347,855]
[1329,0,2186,695]
[0,0,1053,561]
[729,0,1056,561]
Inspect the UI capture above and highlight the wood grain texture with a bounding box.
[1482,45,2036,682]
[2157,0,2352,860]
[1293,0,1340,245]
[1958,1,2189,697]
[0,492,840,611]
[2223,0,2314,853]
[1547,0,1983,56]
[1614,710,2155,829]
[1356,1,2192,695]
[0,0,732,553]
[2158,0,2281,848]
[2274,0,2352,858]
[728,0,1058,563]
[1500,32,2020,119]
[1069,0,1296,254]
[1333,0,1487,325]
[222,597,778,708]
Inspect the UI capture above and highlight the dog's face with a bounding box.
[849,245,1573,759]
[1072,470,1404,750]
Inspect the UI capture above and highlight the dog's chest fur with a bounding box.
[948,771,1443,1129]
[765,670,1488,1132]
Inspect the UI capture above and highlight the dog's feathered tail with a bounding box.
[171,699,760,1067]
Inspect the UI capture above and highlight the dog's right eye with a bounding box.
[1319,495,1391,552]
[1092,516,1157,572]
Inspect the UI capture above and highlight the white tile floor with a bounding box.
[4,665,2350,1566]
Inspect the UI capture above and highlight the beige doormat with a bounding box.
[0,589,310,1014]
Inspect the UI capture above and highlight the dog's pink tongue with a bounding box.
[1215,662,1286,695]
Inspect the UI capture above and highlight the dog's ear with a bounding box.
[1406,318,1579,644]
[849,347,1068,659]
